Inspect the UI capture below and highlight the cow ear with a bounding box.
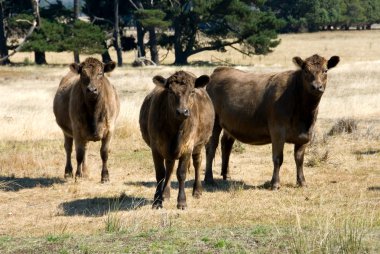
[104,61,116,73]
[327,56,340,69]
[70,63,82,74]
[153,75,166,87]
[195,75,210,88]
[293,56,304,69]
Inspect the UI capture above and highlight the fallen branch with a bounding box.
[0,0,40,63]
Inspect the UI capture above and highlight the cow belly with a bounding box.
[221,121,271,145]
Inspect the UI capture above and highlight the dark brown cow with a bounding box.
[53,57,120,183]
[139,71,214,209]
[205,54,340,189]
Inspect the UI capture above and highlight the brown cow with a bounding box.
[139,71,214,209]
[205,54,340,189]
[53,57,120,183]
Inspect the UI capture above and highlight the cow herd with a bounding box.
[53,55,340,210]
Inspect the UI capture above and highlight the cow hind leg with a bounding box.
[75,140,89,180]
[192,150,203,198]
[152,150,165,209]
[64,135,73,178]
[162,159,175,200]
[221,132,235,181]
[100,134,112,183]
[205,117,222,185]
[294,144,307,187]
[177,154,191,210]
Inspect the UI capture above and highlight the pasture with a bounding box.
[0,31,380,253]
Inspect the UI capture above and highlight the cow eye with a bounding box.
[323,69,328,74]
[191,90,195,94]
[98,72,103,77]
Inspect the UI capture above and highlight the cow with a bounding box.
[139,71,214,209]
[53,57,120,183]
[204,54,340,189]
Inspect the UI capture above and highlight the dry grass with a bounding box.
[0,30,379,253]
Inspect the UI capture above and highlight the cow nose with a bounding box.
[311,82,324,93]
[176,108,190,118]
[87,86,98,94]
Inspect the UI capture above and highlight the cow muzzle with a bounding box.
[176,108,190,119]
[311,82,324,94]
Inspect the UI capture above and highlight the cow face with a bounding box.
[153,71,209,121]
[293,54,339,95]
[70,58,116,100]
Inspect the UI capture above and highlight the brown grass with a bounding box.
[0,30,379,252]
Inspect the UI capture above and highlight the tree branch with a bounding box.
[190,39,243,56]
[0,0,40,63]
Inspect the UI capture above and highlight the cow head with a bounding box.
[70,57,116,100]
[293,54,339,95]
[152,71,210,121]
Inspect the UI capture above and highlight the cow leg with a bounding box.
[221,132,235,180]
[152,149,165,209]
[177,153,191,209]
[75,140,89,179]
[192,148,203,198]
[64,134,73,178]
[270,130,285,190]
[205,117,222,185]
[294,144,307,187]
[100,133,112,183]
[162,159,175,200]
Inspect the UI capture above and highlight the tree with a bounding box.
[114,0,122,66]
[73,0,80,63]
[160,0,282,65]
[0,1,10,65]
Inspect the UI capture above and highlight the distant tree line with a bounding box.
[0,0,379,66]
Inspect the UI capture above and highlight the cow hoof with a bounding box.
[177,203,187,210]
[64,172,73,178]
[271,183,280,190]
[152,202,163,209]
[101,176,110,183]
[192,190,202,199]
[297,181,307,188]
[162,189,170,201]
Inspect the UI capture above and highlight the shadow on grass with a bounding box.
[126,179,257,192]
[59,194,149,217]
[353,149,380,155]
[0,176,65,192]
[368,186,380,191]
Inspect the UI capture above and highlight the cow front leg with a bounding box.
[162,159,175,200]
[192,149,203,198]
[205,117,222,185]
[152,149,165,209]
[294,144,307,187]
[221,132,235,180]
[270,129,285,190]
[64,134,73,178]
[177,154,191,209]
[100,133,112,183]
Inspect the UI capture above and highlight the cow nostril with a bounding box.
[183,109,189,116]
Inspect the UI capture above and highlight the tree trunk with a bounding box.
[148,27,159,65]
[114,0,122,67]
[34,51,47,65]
[0,2,10,65]
[136,22,146,57]
[73,0,80,63]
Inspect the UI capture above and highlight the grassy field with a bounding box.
[0,30,379,253]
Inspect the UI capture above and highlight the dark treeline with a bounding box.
[1,0,379,66]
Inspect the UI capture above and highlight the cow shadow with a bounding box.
[353,149,380,155]
[368,186,380,191]
[126,179,256,192]
[0,176,65,192]
[59,194,149,217]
